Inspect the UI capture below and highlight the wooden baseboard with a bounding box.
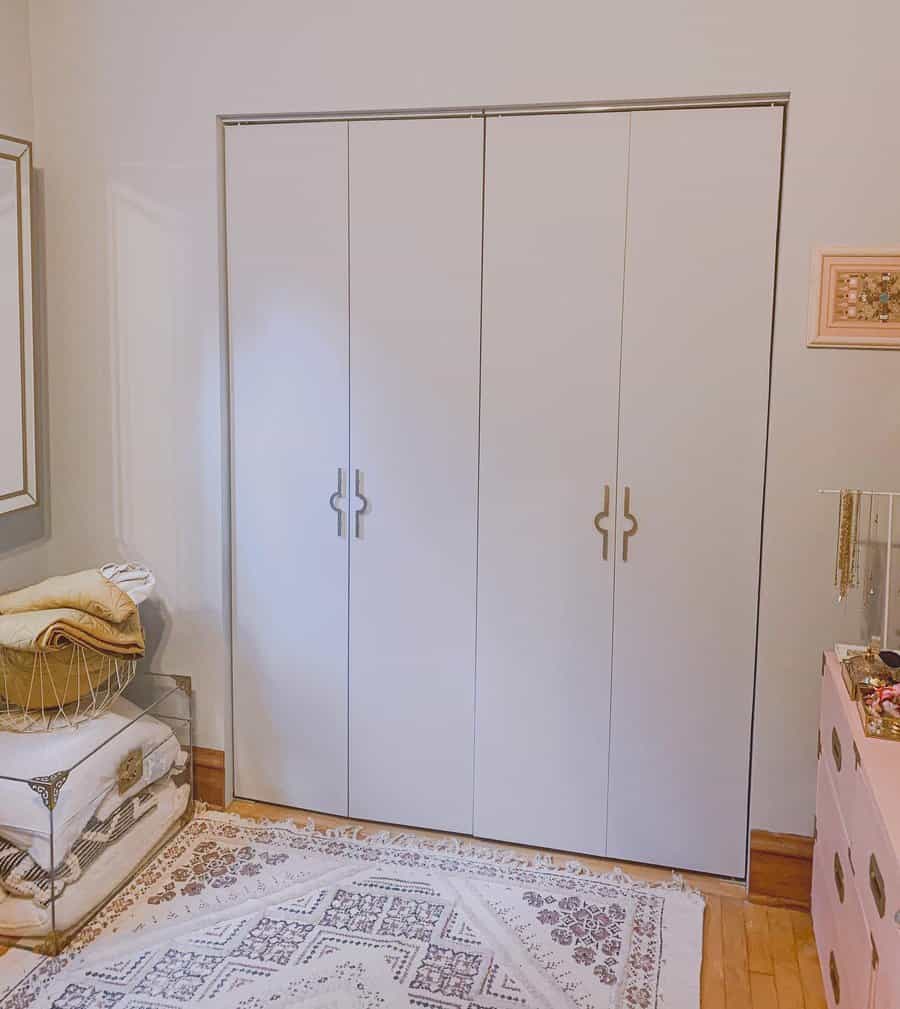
[184,765,814,905]
[748,829,814,910]
[193,746,225,807]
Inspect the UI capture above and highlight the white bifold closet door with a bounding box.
[347,119,483,833]
[606,107,782,876]
[228,123,350,814]
[474,112,629,854]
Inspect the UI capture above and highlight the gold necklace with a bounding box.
[835,489,860,601]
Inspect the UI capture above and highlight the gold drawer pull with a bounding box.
[869,854,886,918]
[833,852,845,903]
[831,727,842,772]
[853,741,861,770]
[829,951,840,1004]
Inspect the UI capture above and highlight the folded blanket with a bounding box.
[0,781,190,938]
[0,569,137,626]
[0,786,159,905]
[0,698,182,871]
[0,568,146,712]
[0,607,144,657]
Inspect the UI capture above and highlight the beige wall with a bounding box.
[0,0,47,591]
[24,0,900,836]
[0,0,31,138]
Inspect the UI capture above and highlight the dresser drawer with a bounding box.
[850,769,900,970]
[813,845,866,1009]
[873,941,900,1009]
[812,849,841,1009]
[820,658,859,828]
[813,770,872,1009]
[815,756,853,902]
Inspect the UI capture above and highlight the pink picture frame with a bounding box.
[808,248,900,349]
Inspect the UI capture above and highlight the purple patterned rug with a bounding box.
[1,810,704,1008]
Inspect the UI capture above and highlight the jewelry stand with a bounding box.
[819,489,899,647]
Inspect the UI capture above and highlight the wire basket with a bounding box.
[0,645,137,732]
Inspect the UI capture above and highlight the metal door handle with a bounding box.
[354,469,368,539]
[593,485,611,561]
[329,468,345,537]
[622,486,639,561]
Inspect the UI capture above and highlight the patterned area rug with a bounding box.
[0,810,705,1008]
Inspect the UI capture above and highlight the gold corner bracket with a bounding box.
[172,674,192,696]
[27,770,71,811]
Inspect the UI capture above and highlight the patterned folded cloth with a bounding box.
[0,786,158,905]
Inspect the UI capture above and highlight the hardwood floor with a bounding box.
[0,798,828,1009]
[228,800,828,1009]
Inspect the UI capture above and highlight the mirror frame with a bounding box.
[0,134,36,515]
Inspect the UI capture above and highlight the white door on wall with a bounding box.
[474,112,629,855]
[227,122,351,814]
[606,106,783,876]
[347,117,484,832]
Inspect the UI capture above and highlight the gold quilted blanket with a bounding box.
[0,568,136,626]
[0,569,145,710]
[0,608,144,656]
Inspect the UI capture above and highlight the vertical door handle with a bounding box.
[622,486,639,561]
[329,468,346,537]
[593,485,611,561]
[354,469,369,539]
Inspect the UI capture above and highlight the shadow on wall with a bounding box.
[138,595,171,672]
[0,168,51,590]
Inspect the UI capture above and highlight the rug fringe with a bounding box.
[197,808,705,902]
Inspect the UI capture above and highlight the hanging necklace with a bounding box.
[835,489,860,601]
[864,493,878,605]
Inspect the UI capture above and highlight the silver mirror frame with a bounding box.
[0,134,36,515]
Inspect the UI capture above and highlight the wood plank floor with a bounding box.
[1,799,828,1009]
[228,800,828,1009]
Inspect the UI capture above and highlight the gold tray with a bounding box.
[857,697,900,742]
[841,653,895,700]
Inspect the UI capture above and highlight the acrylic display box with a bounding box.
[0,673,193,955]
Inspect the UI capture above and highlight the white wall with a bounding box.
[0,0,46,591]
[26,0,900,836]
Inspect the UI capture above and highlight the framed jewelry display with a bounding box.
[808,248,900,349]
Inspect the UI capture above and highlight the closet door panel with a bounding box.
[348,118,483,833]
[474,113,628,854]
[228,123,349,814]
[607,107,782,875]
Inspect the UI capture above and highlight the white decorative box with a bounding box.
[0,673,193,954]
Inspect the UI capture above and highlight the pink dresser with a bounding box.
[813,652,900,1008]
